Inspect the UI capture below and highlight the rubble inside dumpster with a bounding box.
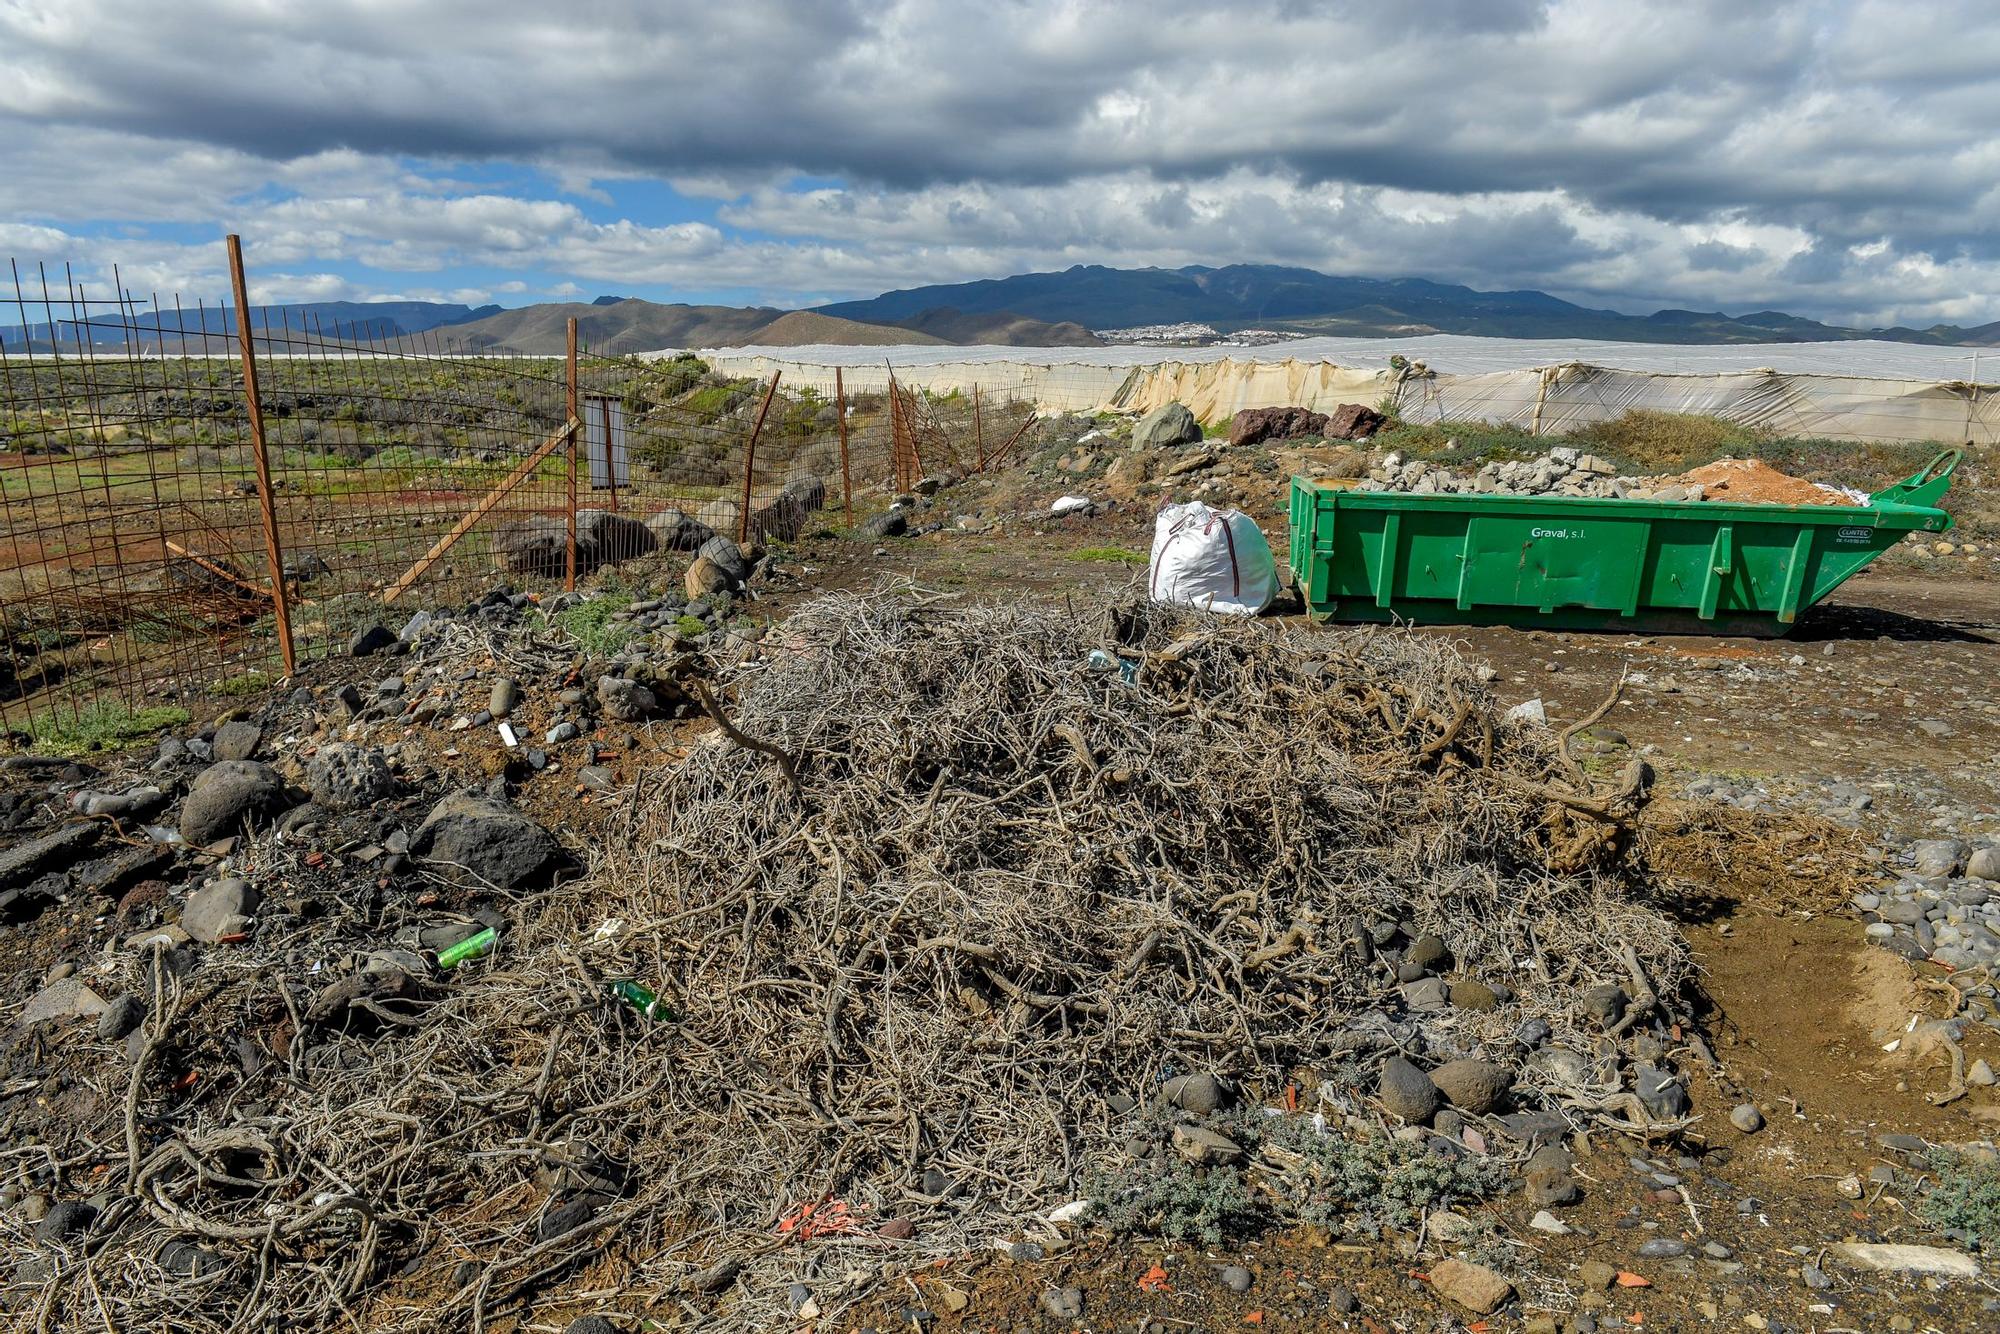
[1356,447,1866,505]
[1,573,1996,1332]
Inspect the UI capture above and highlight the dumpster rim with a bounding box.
[1286,474,1950,528]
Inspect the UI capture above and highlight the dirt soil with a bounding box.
[1673,458,1862,506]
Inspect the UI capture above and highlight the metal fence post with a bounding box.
[973,384,984,470]
[565,317,579,590]
[1966,350,1980,445]
[835,366,853,530]
[225,234,297,677]
[897,379,926,484]
[738,370,782,544]
[888,371,907,491]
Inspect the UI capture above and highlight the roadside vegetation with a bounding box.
[24,700,190,755]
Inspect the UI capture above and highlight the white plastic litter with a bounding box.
[1051,495,1094,515]
[1147,501,1278,616]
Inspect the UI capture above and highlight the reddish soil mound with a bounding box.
[1676,458,1859,506]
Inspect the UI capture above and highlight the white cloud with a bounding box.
[3,1,2000,324]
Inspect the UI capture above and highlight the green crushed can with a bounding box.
[435,926,498,970]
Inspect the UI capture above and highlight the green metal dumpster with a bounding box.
[1287,450,1960,636]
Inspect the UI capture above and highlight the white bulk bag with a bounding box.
[1147,501,1278,616]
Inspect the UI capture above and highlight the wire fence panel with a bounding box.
[0,262,588,738]
[0,240,1035,741]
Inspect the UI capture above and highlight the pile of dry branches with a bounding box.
[1,592,1686,1332]
[562,592,1684,1315]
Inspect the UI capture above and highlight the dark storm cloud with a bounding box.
[0,0,1951,201]
[1686,240,1759,273]
[3,1,1998,323]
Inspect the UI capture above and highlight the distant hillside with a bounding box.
[751,310,949,346]
[819,263,2000,347]
[1,298,500,352]
[438,300,785,354]
[890,307,1102,347]
[436,300,1063,353]
[1,294,1103,356]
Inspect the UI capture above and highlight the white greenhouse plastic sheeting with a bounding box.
[688,335,1996,445]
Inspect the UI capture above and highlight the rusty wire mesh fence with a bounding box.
[0,240,1036,742]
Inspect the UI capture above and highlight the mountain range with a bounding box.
[6,263,1998,353]
[0,299,502,350]
[824,265,2000,346]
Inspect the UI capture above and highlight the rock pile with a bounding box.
[1858,839,2000,977]
[1357,446,1858,505]
[495,476,829,581]
[1357,446,1640,499]
[1228,402,1386,447]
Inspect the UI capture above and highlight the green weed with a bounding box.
[1922,1148,2000,1251]
[1086,1158,1260,1247]
[547,575,638,656]
[625,353,708,407]
[1259,1121,1511,1235]
[1066,546,1147,565]
[26,701,190,755]
[680,383,753,419]
[1373,418,1545,466]
[1085,1110,1507,1246]
[211,671,273,697]
[554,597,637,657]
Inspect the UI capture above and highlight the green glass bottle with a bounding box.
[609,979,673,1021]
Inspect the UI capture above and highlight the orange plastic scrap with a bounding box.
[775,1197,864,1240]
[1137,1263,1171,1292]
[1614,1271,1651,1288]
[1244,1312,1264,1325]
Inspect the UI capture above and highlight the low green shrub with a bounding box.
[551,579,638,656]
[1922,1148,2000,1251]
[1260,1120,1511,1234]
[1087,1158,1260,1247]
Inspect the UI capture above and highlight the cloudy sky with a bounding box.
[2,0,1996,326]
